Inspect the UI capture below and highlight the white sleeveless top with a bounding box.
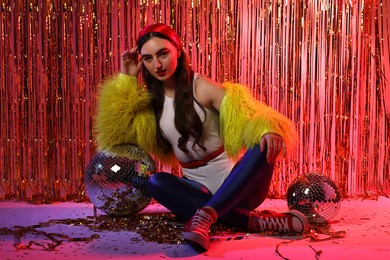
[159,74,235,194]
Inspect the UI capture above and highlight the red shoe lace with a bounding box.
[258,215,290,233]
[186,209,216,236]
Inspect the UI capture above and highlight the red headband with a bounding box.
[137,23,182,50]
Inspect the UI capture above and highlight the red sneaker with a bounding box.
[182,207,217,251]
[248,210,309,234]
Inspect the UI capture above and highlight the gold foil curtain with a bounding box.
[234,0,390,196]
[0,0,389,202]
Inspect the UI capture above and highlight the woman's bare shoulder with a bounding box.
[194,74,225,111]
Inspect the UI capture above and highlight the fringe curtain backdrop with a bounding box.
[0,0,389,202]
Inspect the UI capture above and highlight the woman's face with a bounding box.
[139,36,179,82]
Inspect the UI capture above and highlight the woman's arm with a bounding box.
[94,74,156,150]
[217,81,297,162]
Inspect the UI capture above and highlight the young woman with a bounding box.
[95,23,309,252]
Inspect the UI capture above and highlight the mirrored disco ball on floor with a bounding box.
[85,144,155,217]
[287,172,342,224]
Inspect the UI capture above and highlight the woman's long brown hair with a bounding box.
[137,32,207,154]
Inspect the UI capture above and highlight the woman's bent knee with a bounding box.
[147,172,172,196]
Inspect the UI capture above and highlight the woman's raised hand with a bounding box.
[120,47,142,76]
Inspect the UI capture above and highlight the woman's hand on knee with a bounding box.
[260,133,286,163]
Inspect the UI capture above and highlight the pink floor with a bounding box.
[1,197,389,260]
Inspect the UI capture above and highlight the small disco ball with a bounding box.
[85,144,155,217]
[287,172,342,224]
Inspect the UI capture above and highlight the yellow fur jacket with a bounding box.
[94,74,297,164]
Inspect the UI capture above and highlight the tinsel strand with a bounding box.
[0,0,388,202]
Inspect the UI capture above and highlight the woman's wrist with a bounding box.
[120,67,136,76]
[120,67,129,75]
[121,65,140,77]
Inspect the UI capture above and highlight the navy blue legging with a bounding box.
[147,145,274,228]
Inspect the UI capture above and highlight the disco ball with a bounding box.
[287,172,342,224]
[85,144,155,217]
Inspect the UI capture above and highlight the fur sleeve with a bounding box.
[220,82,297,158]
[94,74,156,150]
[94,74,176,165]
